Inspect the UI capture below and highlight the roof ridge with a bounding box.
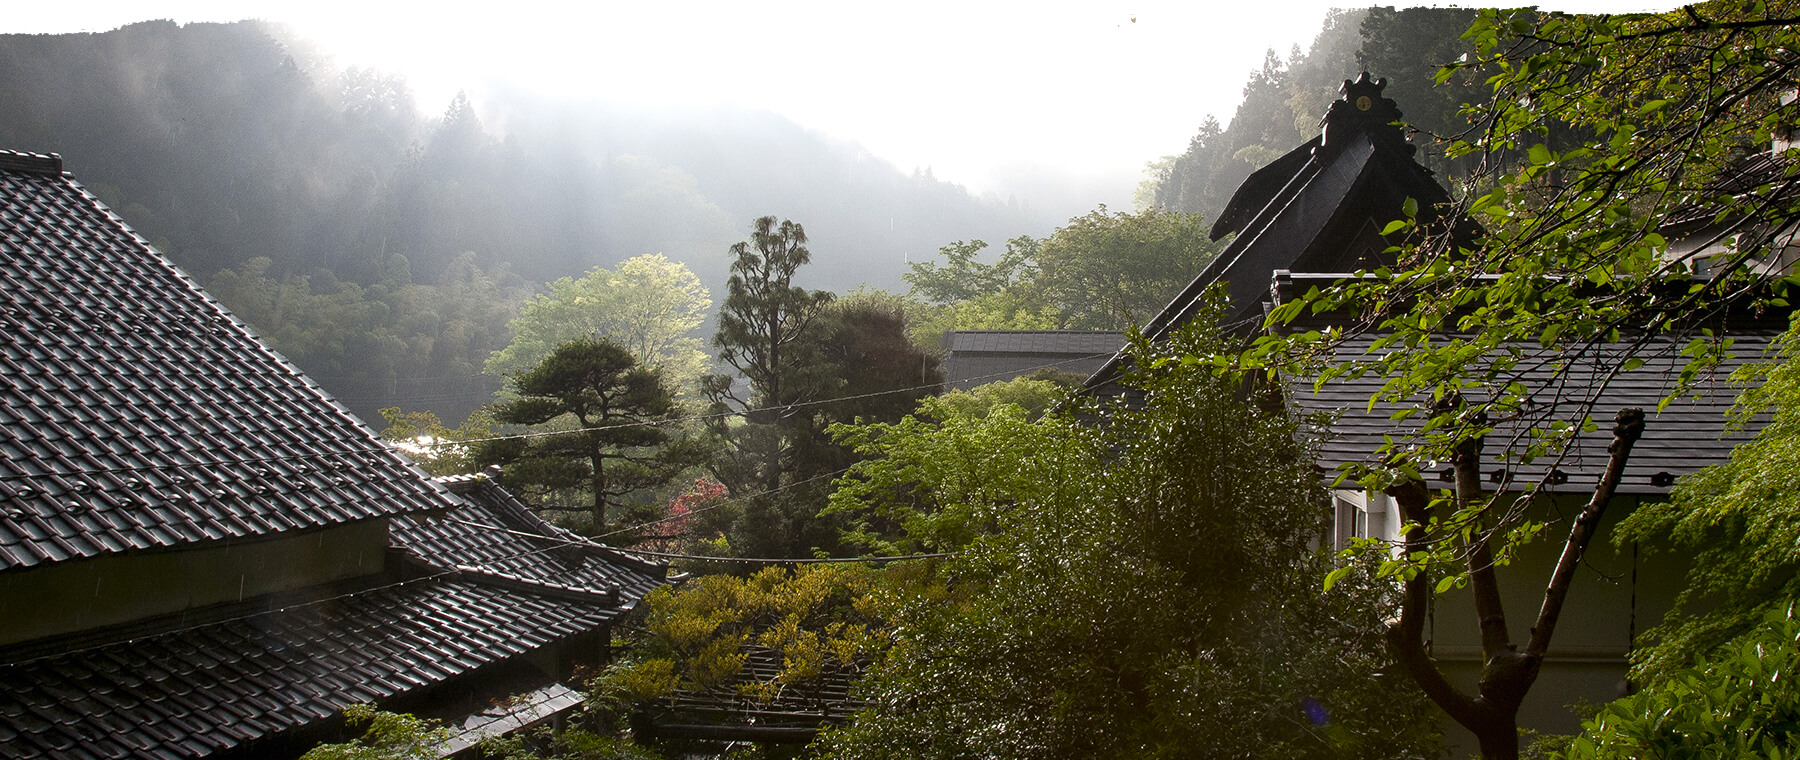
[0,149,64,176]
[451,564,622,606]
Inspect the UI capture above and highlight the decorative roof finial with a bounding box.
[1320,72,1406,151]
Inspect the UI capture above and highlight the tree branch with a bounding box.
[1527,407,1645,657]
[1453,420,1516,661]
[1384,479,1484,727]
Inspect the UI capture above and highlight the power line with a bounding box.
[613,547,950,564]
[0,351,1117,486]
[0,467,925,670]
[445,516,948,565]
[417,350,1119,449]
[591,467,853,539]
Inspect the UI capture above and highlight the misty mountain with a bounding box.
[0,19,1058,423]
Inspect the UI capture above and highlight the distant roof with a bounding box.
[0,150,447,571]
[942,330,1124,391]
[944,330,1128,355]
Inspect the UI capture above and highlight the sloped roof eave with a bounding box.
[0,154,457,572]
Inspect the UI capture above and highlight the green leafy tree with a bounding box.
[813,289,944,429]
[300,704,451,760]
[902,236,1057,349]
[1254,5,1800,757]
[824,383,1074,557]
[1549,602,1800,760]
[479,337,700,529]
[915,375,1069,423]
[1033,206,1219,329]
[705,216,835,494]
[902,237,1040,306]
[819,297,1439,759]
[1616,329,1800,678]
[377,406,496,476]
[488,254,712,399]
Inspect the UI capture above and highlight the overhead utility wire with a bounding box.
[446,516,948,565]
[612,547,950,564]
[0,469,936,669]
[419,351,1123,452]
[591,466,852,539]
[0,352,1119,485]
[0,513,641,670]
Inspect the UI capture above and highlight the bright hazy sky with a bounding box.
[19,2,1679,207]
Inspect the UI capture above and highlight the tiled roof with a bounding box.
[0,151,447,571]
[397,475,667,602]
[639,643,864,742]
[0,577,612,760]
[944,330,1126,355]
[942,331,1124,391]
[0,149,671,760]
[1290,331,1777,494]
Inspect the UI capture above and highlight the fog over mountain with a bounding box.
[1,20,1060,290]
[0,19,1064,421]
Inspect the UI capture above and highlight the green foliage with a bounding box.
[705,222,942,559]
[819,299,1439,760]
[1618,329,1800,679]
[915,376,1069,422]
[606,565,894,704]
[300,704,451,760]
[902,236,1056,347]
[1550,603,1800,760]
[904,290,1061,352]
[1033,206,1219,330]
[210,253,530,423]
[487,254,713,400]
[902,237,1040,306]
[826,387,1080,556]
[902,209,1218,336]
[479,337,701,529]
[377,406,496,476]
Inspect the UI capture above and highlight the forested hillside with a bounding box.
[1148,8,1479,222]
[0,20,1046,422]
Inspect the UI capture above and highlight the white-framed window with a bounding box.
[1331,489,1400,551]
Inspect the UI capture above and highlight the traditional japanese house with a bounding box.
[0,149,666,759]
[1080,75,1780,749]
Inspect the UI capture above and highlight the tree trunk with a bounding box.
[1383,407,1644,760]
[592,452,607,528]
[1473,718,1520,760]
